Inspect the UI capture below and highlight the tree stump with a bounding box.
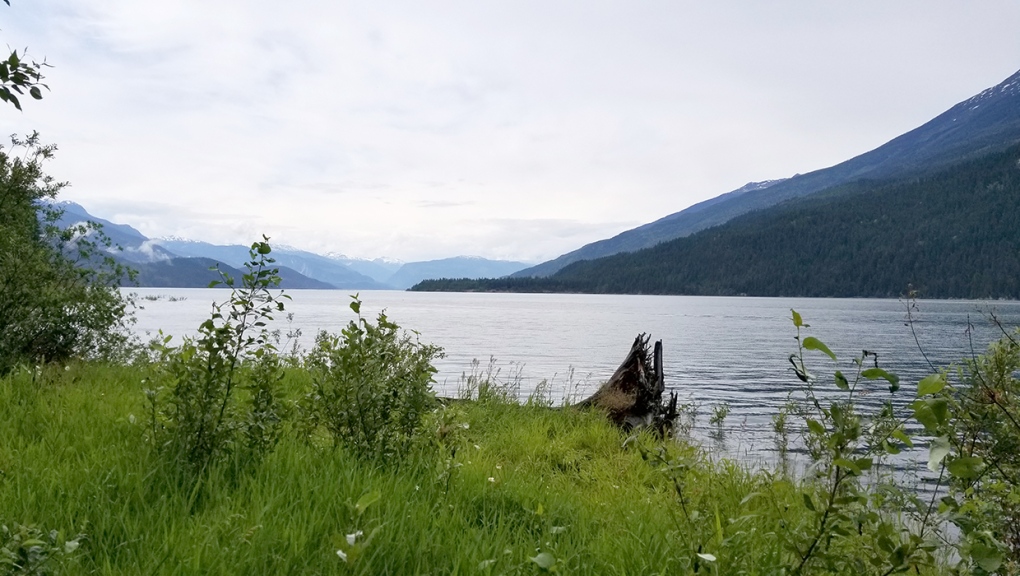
[575,334,678,435]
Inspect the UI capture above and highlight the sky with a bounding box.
[5,2,1020,263]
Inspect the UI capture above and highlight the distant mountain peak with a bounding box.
[734,179,787,194]
[157,235,200,243]
[960,69,1020,108]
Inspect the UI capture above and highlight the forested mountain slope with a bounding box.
[514,68,1020,278]
[416,143,1020,298]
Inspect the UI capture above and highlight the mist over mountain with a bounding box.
[514,68,1020,278]
[53,202,177,264]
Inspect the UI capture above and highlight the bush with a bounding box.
[914,327,1020,573]
[147,238,287,475]
[0,133,133,375]
[302,297,443,460]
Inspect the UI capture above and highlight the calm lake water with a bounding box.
[126,288,1020,475]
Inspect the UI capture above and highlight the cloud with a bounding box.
[5,1,1020,262]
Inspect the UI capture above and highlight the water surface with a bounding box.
[127,288,1020,471]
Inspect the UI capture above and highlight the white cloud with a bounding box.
[5,1,1020,261]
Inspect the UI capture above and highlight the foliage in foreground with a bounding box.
[0,133,133,376]
[303,297,443,459]
[787,309,1020,575]
[0,360,948,575]
[4,260,1020,574]
[146,238,288,475]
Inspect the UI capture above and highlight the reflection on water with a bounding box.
[127,288,1020,476]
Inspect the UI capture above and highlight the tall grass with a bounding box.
[1,362,948,575]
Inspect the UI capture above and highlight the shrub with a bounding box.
[914,327,1020,573]
[302,297,443,460]
[147,237,287,475]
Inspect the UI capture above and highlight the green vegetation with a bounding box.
[0,0,48,113]
[0,360,947,575]
[303,299,443,459]
[0,134,133,376]
[412,143,1020,298]
[5,274,1020,573]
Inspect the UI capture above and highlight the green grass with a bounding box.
[1,362,948,575]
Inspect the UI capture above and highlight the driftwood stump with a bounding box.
[575,334,678,435]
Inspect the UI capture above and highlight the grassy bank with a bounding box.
[1,361,950,575]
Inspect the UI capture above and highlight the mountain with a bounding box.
[514,179,787,277]
[53,202,177,264]
[50,203,525,290]
[385,257,530,290]
[553,142,1020,298]
[46,203,342,289]
[417,142,1020,298]
[514,68,1020,277]
[155,239,388,289]
[324,252,404,284]
[130,257,335,289]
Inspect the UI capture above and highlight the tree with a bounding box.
[1,0,49,110]
[0,133,133,374]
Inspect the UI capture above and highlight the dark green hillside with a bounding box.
[130,257,337,289]
[414,144,1020,298]
[513,68,1020,278]
[553,144,1020,298]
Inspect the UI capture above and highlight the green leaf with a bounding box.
[917,374,946,397]
[802,336,836,361]
[355,489,381,516]
[912,400,938,432]
[834,370,849,390]
[802,492,816,511]
[862,367,900,392]
[891,428,914,448]
[29,86,42,100]
[350,298,361,315]
[930,397,949,425]
[806,419,825,435]
[927,436,950,472]
[791,309,803,328]
[834,458,861,475]
[970,542,1003,573]
[947,456,984,480]
[530,552,556,570]
[799,489,816,511]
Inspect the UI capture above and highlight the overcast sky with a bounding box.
[5,2,1020,263]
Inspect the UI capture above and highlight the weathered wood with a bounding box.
[575,334,678,434]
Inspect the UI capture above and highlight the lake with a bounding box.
[126,288,1020,474]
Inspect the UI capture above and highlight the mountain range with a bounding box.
[415,67,1020,299]
[513,68,1020,278]
[54,203,528,290]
